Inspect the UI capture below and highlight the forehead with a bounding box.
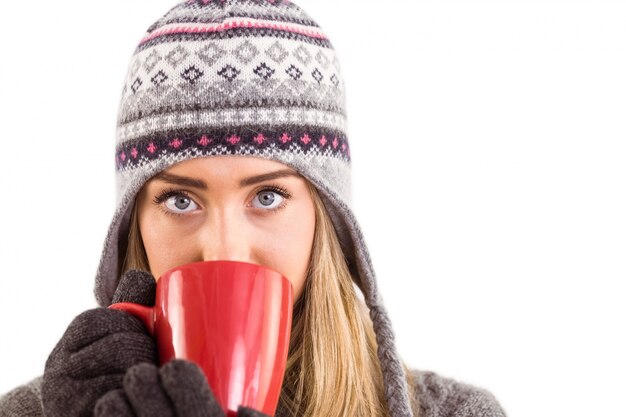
[165,155,296,175]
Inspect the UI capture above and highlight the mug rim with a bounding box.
[158,259,292,290]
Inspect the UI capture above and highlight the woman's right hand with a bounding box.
[41,270,158,417]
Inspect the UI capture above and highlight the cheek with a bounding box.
[258,202,316,302]
[137,208,197,280]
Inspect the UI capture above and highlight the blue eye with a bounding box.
[252,190,285,210]
[153,189,199,217]
[152,185,293,217]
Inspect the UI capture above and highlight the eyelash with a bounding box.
[151,185,293,218]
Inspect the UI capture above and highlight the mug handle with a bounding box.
[109,302,156,335]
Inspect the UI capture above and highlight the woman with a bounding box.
[0,0,507,416]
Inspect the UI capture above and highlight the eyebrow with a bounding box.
[151,169,300,190]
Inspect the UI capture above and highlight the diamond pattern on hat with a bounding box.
[253,62,275,80]
[285,64,302,80]
[315,50,330,69]
[182,65,204,84]
[131,77,143,94]
[144,50,163,73]
[234,40,260,64]
[166,45,190,68]
[217,64,241,81]
[151,70,169,86]
[293,45,312,65]
[265,40,289,63]
[311,68,323,84]
[196,42,227,66]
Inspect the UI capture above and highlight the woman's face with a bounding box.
[135,156,316,302]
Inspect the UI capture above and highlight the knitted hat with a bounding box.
[94,1,413,416]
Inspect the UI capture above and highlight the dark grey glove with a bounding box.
[94,359,271,417]
[41,270,158,417]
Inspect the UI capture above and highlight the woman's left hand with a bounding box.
[93,359,270,417]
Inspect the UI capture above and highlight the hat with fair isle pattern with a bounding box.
[94,1,414,416]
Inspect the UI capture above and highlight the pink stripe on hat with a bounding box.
[140,19,327,45]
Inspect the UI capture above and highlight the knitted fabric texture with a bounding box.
[93,0,413,416]
[0,371,508,417]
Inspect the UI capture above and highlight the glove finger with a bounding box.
[124,362,176,417]
[94,389,135,417]
[160,359,225,417]
[62,308,150,352]
[237,407,271,417]
[112,269,157,306]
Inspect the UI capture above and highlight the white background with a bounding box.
[1,1,625,416]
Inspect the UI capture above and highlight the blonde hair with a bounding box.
[121,180,420,417]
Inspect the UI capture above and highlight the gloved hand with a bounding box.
[41,270,158,417]
[94,359,271,417]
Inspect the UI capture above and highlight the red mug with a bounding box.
[109,260,293,417]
